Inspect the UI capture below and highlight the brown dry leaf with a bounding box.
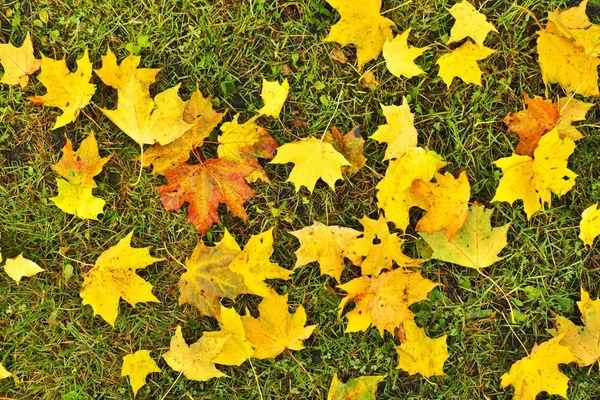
[359,71,378,90]
[322,126,366,174]
[331,49,349,64]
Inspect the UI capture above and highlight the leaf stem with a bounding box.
[320,90,345,141]
[248,358,265,400]
[131,142,145,187]
[285,348,313,382]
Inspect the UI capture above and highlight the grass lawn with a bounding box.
[1,0,600,399]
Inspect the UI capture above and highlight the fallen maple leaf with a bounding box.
[323,0,395,70]
[257,78,289,118]
[327,373,386,400]
[338,268,439,335]
[350,215,421,277]
[413,171,471,240]
[3,254,44,283]
[50,179,106,220]
[157,159,255,234]
[419,205,510,270]
[447,1,497,48]
[94,46,159,90]
[371,99,419,161]
[163,326,228,381]
[218,114,278,182]
[579,203,600,247]
[289,221,362,282]
[144,88,224,174]
[30,49,95,129]
[178,230,247,319]
[550,287,600,367]
[395,320,448,377]
[203,306,255,366]
[270,136,350,193]
[383,29,429,79]
[500,335,576,400]
[80,231,163,327]
[322,125,366,174]
[241,294,316,359]
[547,0,600,57]
[121,350,160,397]
[556,96,595,141]
[492,127,577,219]
[436,41,495,87]
[0,33,40,87]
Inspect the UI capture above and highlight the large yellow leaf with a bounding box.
[413,171,471,240]
[0,32,40,87]
[80,231,163,327]
[30,49,95,129]
[376,148,446,230]
[420,205,510,271]
[50,179,106,220]
[289,221,362,283]
[447,1,497,48]
[270,137,350,193]
[492,128,577,219]
[436,41,495,87]
[241,294,316,359]
[203,306,255,366]
[579,203,600,247]
[162,326,228,382]
[257,78,289,118]
[382,29,429,79]
[350,215,421,277]
[338,268,439,336]
[327,373,386,400]
[370,99,419,161]
[94,46,159,90]
[500,336,576,400]
[395,320,448,377]
[3,254,44,283]
[550,287,600,367]
[121,350,160,397]
[323,0,395,70]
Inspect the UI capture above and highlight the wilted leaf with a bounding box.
[447,1,497,48]
[322,126,366,174]
[556,96,594,141]
[0,33,40,87]
[436,41,495,86]
[395,320,448,377]
[3,254,44,283]
[371,98,418,161]
[121,350,160,397]
[327,373,386,400]
[383,29,429,79]
[257,78,289,118]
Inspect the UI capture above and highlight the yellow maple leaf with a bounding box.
[371,98,419,161]
[327,373,386,400]
[550,288,600,367]
[323,0,395,70]
[203,306,255,366]
[376,147,446,230]
[395,320,448,377]
[579,203,600,247]
[257,78,289,118]
[94,46,160,90]
[500,335,576,400]
[0,363,11,379]
[0,33,40,87]
[338,268,439,335]
[30,49,95,129]
[350,215,421,277]
[419,205,510,270]
[270,137,350,193]
[144,88,224,174]
[3,254,44,283]
[228,228,293,299]
[447,1,497,48]
[80,231,163,327]
[413,171,471,240]
[178,230,248,319]
[121,350,160,397]
[383,29,429,79]
[436,41,495,87]
[557,96,595,141]
[289,221,362,283]
[322,125,367,174]
[162,326,228,381]
[547,0,600,57]
[241,294,317,359]
[50,179,106,220]
[492,128,577,219]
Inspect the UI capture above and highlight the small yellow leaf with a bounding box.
[162,326,228,382]
[0,363,11,379]
[436,41,495,87]
[270,137,350,193]
[0,32,41,87]
[257,78,289,118]
[203,306,255,366]
[448,1,497,48]
[4,254,44,283]
[371,98,419,161]
[50,179,106,220]
[395,320,448,377]
[557,97,595,141]
[80,231,163,327]
[383,29,429,79]
[121,350,160,397]
[580,204,600,247]
[327,373,386,400]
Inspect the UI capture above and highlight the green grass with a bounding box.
[1,0,600,399]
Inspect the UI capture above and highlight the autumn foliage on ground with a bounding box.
[2,0,600,399]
